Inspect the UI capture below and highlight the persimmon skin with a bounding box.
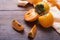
[35,2,50,14]
[56,4,60,10]
[47,0,60,10]
[24,9,39,22]
[38,12,54,28]
[28,24,37,38]
[12,20,24,31]
[27,0,42,5]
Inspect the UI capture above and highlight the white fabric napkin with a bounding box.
[50,6,60,34]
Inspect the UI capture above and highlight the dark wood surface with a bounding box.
[0,0,60,40]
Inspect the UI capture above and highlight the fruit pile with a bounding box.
[24,2,54,28]
[12,0,60,39]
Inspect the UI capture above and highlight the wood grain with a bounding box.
[0,0,60,40]
[0,0,33,11]
[0,11,60,40]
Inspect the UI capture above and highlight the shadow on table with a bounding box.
[24,20,53,33]
[12,27,25,35]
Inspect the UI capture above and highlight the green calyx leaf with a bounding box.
[35,4,45,15]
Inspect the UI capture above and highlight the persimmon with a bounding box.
[27,0,42,5]
[38,12,54,28]
[47,0,56,6]
[47,0,60,10]
[12,20,24,31]
[24,9,39,22]
[56,4,60,10]
[35,2,50,14]
[28,24,37,38]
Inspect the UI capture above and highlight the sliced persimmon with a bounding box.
[24,9,38,22]
[47,0,56,6]
[47,0,60,10]
[28,24,37,38]
[56,4,60,10]
[12,20,24,31]
[35,2,50,14]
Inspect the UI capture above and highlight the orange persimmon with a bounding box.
[47,0,60,10]
[38,12,54,28]
[56,4,60,10]
[27,0,42,5]
[35,2,50,14]
[24,9,38,22]
[28,24,37,38]
[12,20,24,31]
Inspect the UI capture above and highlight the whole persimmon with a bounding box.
[38,12,54,28]
[35,2,50,14]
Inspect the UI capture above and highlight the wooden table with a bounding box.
[0,0,60,40]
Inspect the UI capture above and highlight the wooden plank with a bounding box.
[0,0,33,11]
[0,11,60,40]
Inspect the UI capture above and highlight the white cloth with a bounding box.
[50,6,60,34]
